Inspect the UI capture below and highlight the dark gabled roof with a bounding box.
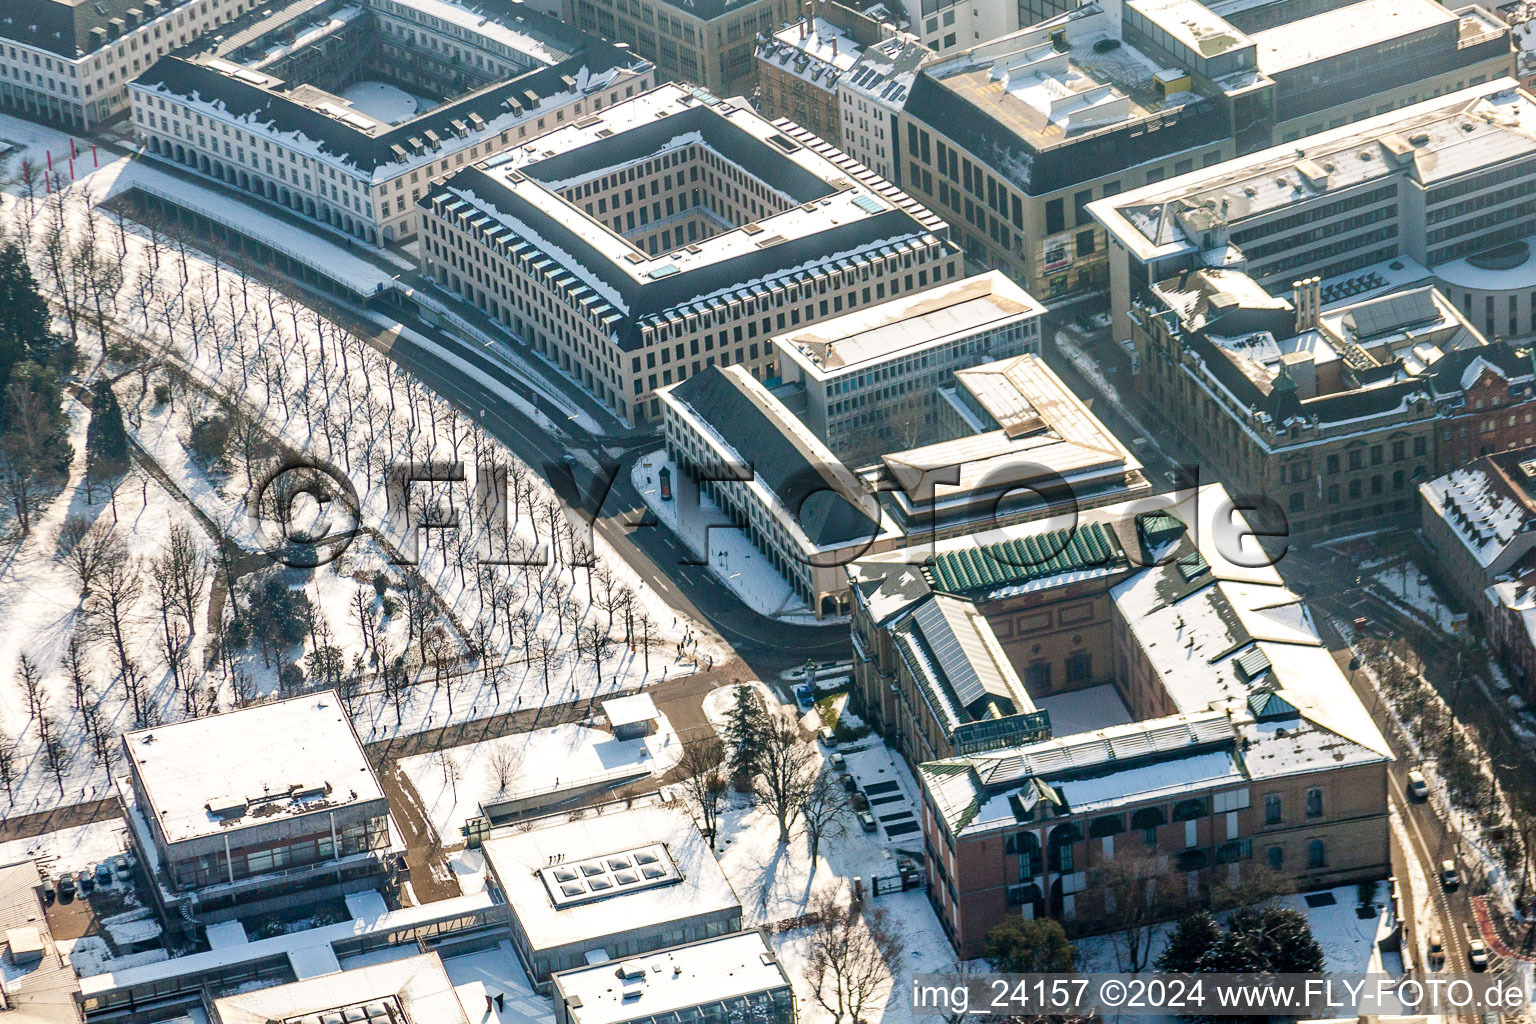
[669,366,881,548]
[924,521,1125,596]
[524,105,837,204]
[1,0,197,58]
[1427,340,1535,396]
[426,163,932,349]
[136,44,639,175]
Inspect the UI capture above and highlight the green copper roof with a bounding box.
[924,522,1124,596]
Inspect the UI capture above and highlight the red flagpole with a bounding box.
[92,144,98,168]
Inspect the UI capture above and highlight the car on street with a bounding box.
[1427,934,1445,968]
[1440,859,1460,890]
[1466,929,1490,971]
[1407,769,1429,800]
[794,683,814,709]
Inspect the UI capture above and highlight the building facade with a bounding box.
[659,365,898,618]
[117,691,401,929]
[848,485,1392,954]
[773,270,1044,465]
[1,0,253,128]
[568,0,791,96]
[417,83,959,424]
[1419,446,1536,622]
[1090,80,1536,345]
[129,0,654,245]
[878,0,1512,298]
[1124,266,1536,534]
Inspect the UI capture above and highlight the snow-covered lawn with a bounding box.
[1370,563,1459,633]
[398,715,684,843]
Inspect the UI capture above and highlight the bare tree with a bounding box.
[804,891,903,1024]
[165,521,210,634]
[529,635,559,695]
[19,652,47,727]
[92,556,143,720]
[40,718,71,795]
[677,738,728,843]
[58,515,124,598]
[1096,849,1179,973]
[488,744,524,797]
[800,768,851,869]
[753,718,819,844]
[0,724,15,797]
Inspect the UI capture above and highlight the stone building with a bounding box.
[1125,265,1536,534]
[417,82,958,425]
[567,0,792,96]
[846,485,1392,954]
[129,0,654,245]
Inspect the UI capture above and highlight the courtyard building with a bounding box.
[416,82,959,424]
[129,0,654,245]
[479,806,743,987]
[551,931,795,1024]
[116,691,402,930]
[846,484,1392,954]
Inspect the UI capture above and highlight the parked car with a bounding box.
[840,773,857,793]
[56,872,75,898]
[857,811,877,833]
[111,855,133,884]
[77,871,94,896]
[851,790,870,812]
[96,863,113,888]
[817,727,837,747]
[828,751,846,771]
[1440,859,1460,890]
[1406,769,1429,800]
[794,683,815,709]
[1427,934,1446,968]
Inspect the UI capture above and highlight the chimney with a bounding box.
[800,18,808,38]
[832,36,838,55]
[1292,276,1321,332]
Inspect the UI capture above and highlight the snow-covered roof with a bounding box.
[774,271,1043,380]
[0,861,81,1024]
[481,807,740,953]
[601,694,659,729]
[122,691,384,846]
[212,953,468,1024]
[1089,79,1534,263]
[1420,452,1536,568]
[1252,0,1454,74]
[552,931,789,1024]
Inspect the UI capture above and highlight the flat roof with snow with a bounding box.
[212,952,468,1024]
[601,694,660,729]
[552,931,790,1024]
[481,807,740,954]
[1252,0,1454,74]
[122,691,384,846]
[773,271,1044,380]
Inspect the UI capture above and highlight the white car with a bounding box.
[1440,859,1460,890]
[1467,936,1490,971]
[1406,769,1429,800]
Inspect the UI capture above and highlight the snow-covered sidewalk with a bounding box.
[633,449,834,625]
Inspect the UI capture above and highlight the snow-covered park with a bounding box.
[0,112,724,816]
